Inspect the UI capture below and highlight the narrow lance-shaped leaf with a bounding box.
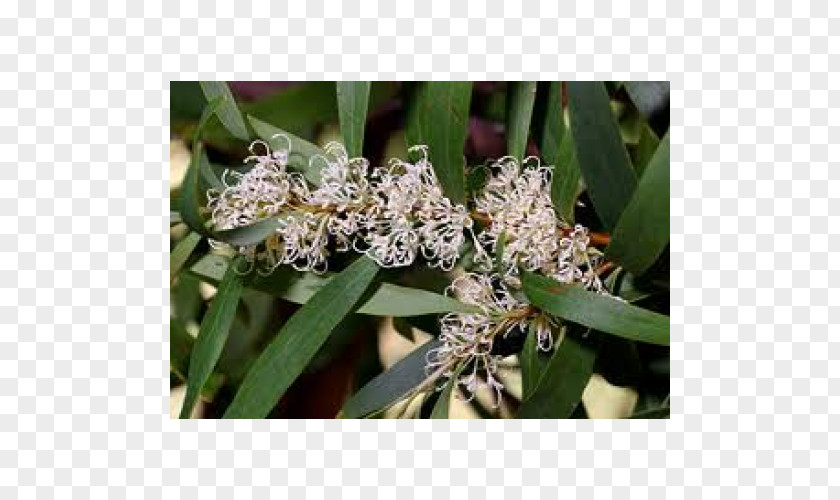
[406,82,472,204]
[550,132,581,223]
[633,123,660,175]
[624,81,669,137]
[342,339,442,419]
[518,331,600,418]
[201,161,224,191]
[248,115,327,186]
[213,217,282,247]
[170,231,202,283]
[199,81,251,141]
[189,254,478,317]
[606,132,670,275]
[180,97,223,237]
[539,82,581,223]
[180,256,246,418]
[519,322,551,400]
[170,320,194,382]
[430,364,464,419]
[521,271,669,346]
[223,257,380,418]
[241,82,338,136]
[202,82,399,150]
[630,406,670,419]
[506,81,537,160]
[336,81,371,158]
[568,82,637,231]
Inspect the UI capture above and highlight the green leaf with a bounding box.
[568,82,637,230]
[633,123,660,175]
[245,82,338,135]
[247,115,327,185]
[532,82,560,162]
[180,145,213,237]
[212,217,281,246]
[606,133,670,275]
[521,271,669,346]
[356,282,478,316]
[550,132,581,223]
[630,406,670,419]
[518,331,599,418]
[171,81,208,122]
[172,273,202,326]
[538,82,581,222]
[200,161,224,192]
[336,82,371,158]
[247,82,397,137]
[199,81,251,141]
[180,256,246,418]
[342,340,442,418]
[624,81,669,135]
[430,364,464,419]
[170,231,202,283]
[170,319,194,381]
[519,322,551,400]
[179,98,224,237]
[406,82,472,203]
[505,82,537,160]
[189,254,478,316]
[223,257,380,418]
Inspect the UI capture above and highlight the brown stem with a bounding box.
[596,261,616,276]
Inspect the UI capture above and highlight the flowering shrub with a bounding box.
[171,81,670,419]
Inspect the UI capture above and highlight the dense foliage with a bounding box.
[170,81,670,419]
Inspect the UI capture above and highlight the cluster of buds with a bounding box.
[425,273,557,406]
[207,139,474,273]
[474,156,608,294]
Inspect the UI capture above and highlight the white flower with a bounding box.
[275,212,331,274]
[208,140,374,274]
[305,142,371,210]
[545,224,610,295]
[474,157,609,294]
[207,139,615,289]
[474,157,565,281]
[360,146,474,270]
[363,216,420,268]
[207,139,295,231]
[426,273,555,406]
[428,311,504,404]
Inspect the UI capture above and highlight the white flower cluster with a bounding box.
[207,139,473,273]
[474,156,608,293]
[551,224,609,294]
[360,146,474,270]
[206,139,621,407]
[207,140,295,231]
[426,273,556,406]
